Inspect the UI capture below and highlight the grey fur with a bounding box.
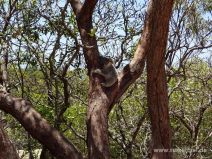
[92,60,118,87]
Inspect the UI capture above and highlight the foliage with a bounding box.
[0,0,211,158]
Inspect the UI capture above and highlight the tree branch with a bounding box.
[0,92,83,159]
[70,0,99,70]
[69,0,82,16]
[78,0,98,23]
[111,0,155,104]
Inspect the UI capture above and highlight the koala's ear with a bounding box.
[108,58,113,63]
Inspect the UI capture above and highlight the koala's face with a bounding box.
[104,59,114,68]
[108,58,113,64]
[99,56,113,65]
[104,57,113,64]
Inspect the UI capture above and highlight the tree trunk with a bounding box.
[0,123,19,159]
[87,87,111,159]
[70,1,174,158]
[146,1,174,159]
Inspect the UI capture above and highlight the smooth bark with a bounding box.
[146,1,174,159]
[70,0,174,158]
[0,0,174,158]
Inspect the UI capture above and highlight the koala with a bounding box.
[92,56,118,87]
[0,84,6,93]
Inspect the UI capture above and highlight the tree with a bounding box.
[0,0,174,159]
[146,1,173,158]
[0,124,19,159]
[169,58,212,159]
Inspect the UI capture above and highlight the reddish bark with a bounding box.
[70,0,174,158]
[70,1,111,158]
[0,0,174,158]
[146,1,174,159]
